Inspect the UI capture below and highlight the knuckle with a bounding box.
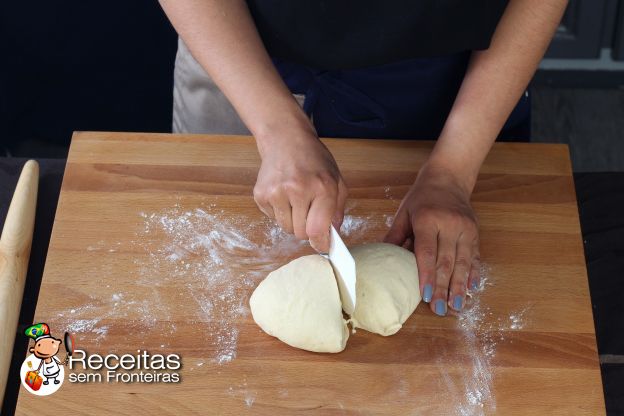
[266,185,282,201]
[454,256,471,272]
[457,215,471,228]
[436,256,453,276]
[465,220,479,234]
[447,211,466,227]
[472,255,481,267]
[452,272,470,288]
[318,171,336,185]
[471,256,481,270]
[314,186,330,198]
[416,246,436,266]
[472,250,481,263]
[314,178,337,197]
[252,186,265,202]
[472,245,481,257]
[282,179,304,195]
[416,206,437,221]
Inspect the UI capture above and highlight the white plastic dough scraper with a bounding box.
[321,225,357,315]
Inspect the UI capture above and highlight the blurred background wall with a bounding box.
[0,0,622,168]
[0,1,177,157]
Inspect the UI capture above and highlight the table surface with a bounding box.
[15,132,604,415]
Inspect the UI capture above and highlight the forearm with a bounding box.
[159,0,313,155]
[429,0,567,192]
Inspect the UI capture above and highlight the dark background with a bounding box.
[1,0,623,414]
[0,1,178,157]
[1,0,624,163]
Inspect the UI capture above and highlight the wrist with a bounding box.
[428,107,500,195]
[251,102,317,159]
[420,153,479,196]
[427,128,494,195]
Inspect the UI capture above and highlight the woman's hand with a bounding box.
[379,0,567,318]
[384,162,480,316]
[160,0,349,251]
[253,127,348,253]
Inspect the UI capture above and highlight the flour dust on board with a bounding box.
[52,198,532,414]
[54,200,383,365]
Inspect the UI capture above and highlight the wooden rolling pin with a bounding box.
[0,160,39,404]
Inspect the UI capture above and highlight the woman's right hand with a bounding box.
[253,126,348,253]
[161,0,349,251]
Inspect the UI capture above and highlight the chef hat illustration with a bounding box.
[24,323,52,341]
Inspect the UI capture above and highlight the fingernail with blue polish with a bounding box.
[423,284,433,303]
[471,279,480,291]
[434,299,446,316]
[453,295,463,311]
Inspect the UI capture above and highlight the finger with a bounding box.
[431,230,458,316]
[273,201,294,234]
[467,240,481,291]
[306,195,336,253]
[412,221,437,304]
[253,190,275,219]
[291,199,311,241]
[384,207,411,246]
[448,235,472,311]
[332,179,348,229]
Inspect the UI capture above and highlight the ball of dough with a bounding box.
[351,243,421,336]
[250,255,349,353]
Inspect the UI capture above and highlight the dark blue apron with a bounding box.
[273,53,530,142]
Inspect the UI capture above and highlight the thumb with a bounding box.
[384,208,411,246]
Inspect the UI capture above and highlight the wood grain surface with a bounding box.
[15,132,604,415]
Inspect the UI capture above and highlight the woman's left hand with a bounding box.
[384,161,480,316]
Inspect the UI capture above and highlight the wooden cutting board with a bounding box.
[15,132,604,415]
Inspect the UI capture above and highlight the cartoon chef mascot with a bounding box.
[25,323,63,385]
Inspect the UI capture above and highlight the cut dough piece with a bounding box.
[250,255,349,353]
[350,243,421,336]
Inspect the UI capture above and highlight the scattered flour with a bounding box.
[244,393,256,407]
[58,203,378,364]
[134,205,310,364]
[509,306,531,331]
[66,319,101,334]
[340,215,368,237]
[443,264,533,415]
[227,376,257,408]
[53,198,536,413]
[384,186,392,199]
[384,214,394,228]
